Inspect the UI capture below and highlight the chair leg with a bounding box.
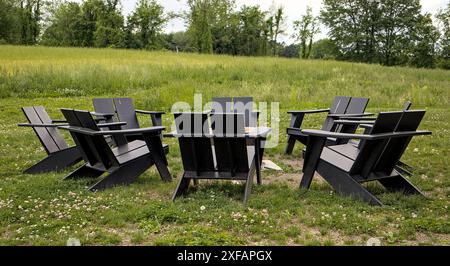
[300,136,326,189]
[255,139,262,185]
[378,175,424,196]
[64,164,104,180]
[89,156,151,191]
[172,174,191,201]
[143,135,172,182]
[285,136,296,155]
[285,113,305,155]
[24,147,81,174]
[243,170,254,204]
[317,162,383,206]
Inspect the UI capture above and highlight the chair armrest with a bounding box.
[338,117,377,121]
[59,126,165,136]
[97,122,127,128]
[52,119,67,123]
[298,129,432,140]
[91,112,115,118]
[96,126,166,136]
[18,123,68,128]
[287,108,330,115]
[360,124,374,130]
[333,120,376,126]
[135,110,165,115]
[327,113,375,118]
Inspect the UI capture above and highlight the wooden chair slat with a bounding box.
[211,97,233,113]
[114,98,140,130]
[34,106,69,150]
[321,96,351,131]
[345,97,370,114]
[233,96,255,127]
[22,106,60,154]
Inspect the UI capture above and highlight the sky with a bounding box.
[83,0,449,43]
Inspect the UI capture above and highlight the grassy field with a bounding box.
[0,45,449,245]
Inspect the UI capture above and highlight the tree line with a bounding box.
[0,0,448,69]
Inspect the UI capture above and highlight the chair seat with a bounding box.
[112,140,168,165]
[327,144,360,160]
[320,147,354,172]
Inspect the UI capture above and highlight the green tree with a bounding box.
[409,14,439,68]
[267,5,286,56]
[0,0,22,43]
[436,3,450,69]
[293,6,319,59]
[186,0,213,53]
[311,38,341,59]
[278,43,299,58]
[376,0,423,66]
[41,2,84,46]
[18,0,45,44]
[236,5,268,56]
[93,0,125,48]
[321,0,380,62]
[127,0,168,50]
[163,31,193,52]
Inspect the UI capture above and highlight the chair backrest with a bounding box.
[174,112,210,136]
[330,96,352,114]
[349,111,403,177]
[211,113,245,137]
[372,110,426,173]
[113,98,140,130]
[22,106,69,154]
[175,112,250,177]
[93,98,115,115]
[403,101,412,111]
[345,97,370,114]
[321,96,352,131]
[175,113,215,174]
[93,98,116,122]
[211,97,233,113]
[211,113,249,175]
[233,96,256,127]
[61,109,118,170]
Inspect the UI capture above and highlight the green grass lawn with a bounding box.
[0,45,449,245]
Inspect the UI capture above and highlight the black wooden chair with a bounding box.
[291,110,431,205]
[93,98,165,142]
[342,101,415,175]
[172,112,259,203]
[285,96,371,154]
[18,106,82,174]
[59,109,171,191]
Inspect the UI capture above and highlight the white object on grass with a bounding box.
[261,160,282,171]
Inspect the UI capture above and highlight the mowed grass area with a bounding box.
[0,45,449,245]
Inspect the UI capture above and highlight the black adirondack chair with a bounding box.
[59,109,171,191]
[292,110,431,206]
[93,98,165,142]
[18,106,82,174]
[342,101,415,175]
[285,96,371,155]
[172,112,259,203]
